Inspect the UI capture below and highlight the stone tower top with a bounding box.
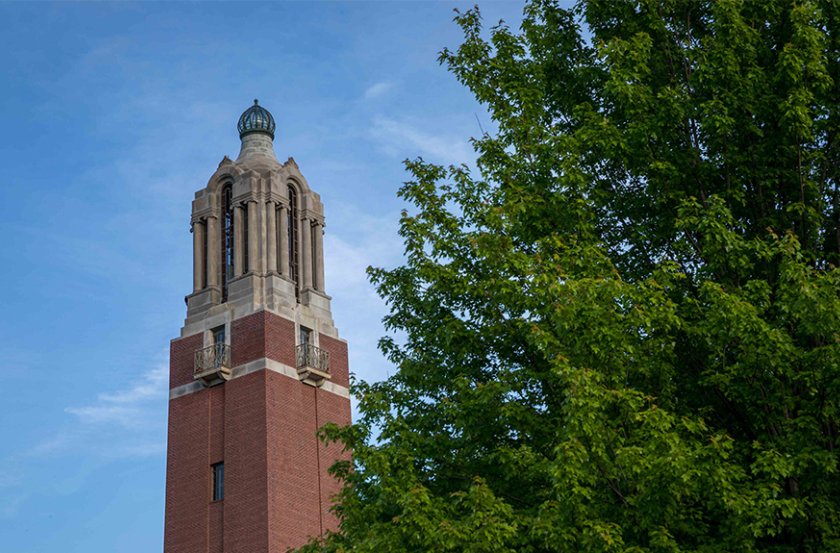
[183,99,335,341]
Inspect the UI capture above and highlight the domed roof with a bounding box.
[237,99,276,139]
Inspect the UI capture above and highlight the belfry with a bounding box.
[163,100,351,552]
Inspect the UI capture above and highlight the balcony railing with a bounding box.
[296,344,330,386]
[194,343,232,385]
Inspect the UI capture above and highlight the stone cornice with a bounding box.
[168,358,350,401]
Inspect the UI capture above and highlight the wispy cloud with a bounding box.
[25,434,72,458]
[371,116,474,165]
[363,81,394,100]
[65,404,145,428]
[324,206,405,389]
[0,472,21,490]
[100,363,168,404]
[0,494,28,520]
[0,356,169,520]
[66,356,168,430]
[326,209,402,290]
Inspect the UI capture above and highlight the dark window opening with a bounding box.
[211,325,226,370]
[310,220,317,287]
[288,185,299,300]
[212,325,225,346]
[212,462,224,501]
[300,326,311,349]
[275,206,282,274]
[221,184,234,302]
[201,220,208,290]
[243,206,249,274]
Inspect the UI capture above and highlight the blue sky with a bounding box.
[0,2,536,551]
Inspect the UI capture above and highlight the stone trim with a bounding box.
[169,357,351,400]
[169,381,204,400]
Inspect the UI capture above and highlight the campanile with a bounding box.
[163,100,351,552]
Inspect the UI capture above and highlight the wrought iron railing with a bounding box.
[296,344,330,374]
[194,343,232,375]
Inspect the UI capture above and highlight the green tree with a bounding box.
[300,1,840,551]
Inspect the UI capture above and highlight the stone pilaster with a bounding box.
[193,219,206,292]
[313,221,325,292]
[279,205,289,278]
[206,215,220,288]
[234,205,244,277]
[266,201,277,274]
[247,200,259,274]
[301,216,313,290]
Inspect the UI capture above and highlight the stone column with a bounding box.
[266,201,277,274]
[233,205,244,277]
[278,205,289,278]
[192,219,206,292]
[301,216,313,289]
[206,215,220,288]
[313,221,325,292]
[247,200,259,274]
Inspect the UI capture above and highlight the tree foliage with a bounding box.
[299,1,840,551]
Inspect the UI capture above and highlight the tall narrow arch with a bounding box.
[287,184,299,299]
[221,183,234,302]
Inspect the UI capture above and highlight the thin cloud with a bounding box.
[371,116,474,165]
[0,494,28,520]
[66,357,168,430]
[25,434,72,458]
[323,206,404,390]
[325,208,402,292]
[65,404,144,428]
[0,472,21,490]
[363,81,394,100]
[100,363,167,403]
[113,441,166,458]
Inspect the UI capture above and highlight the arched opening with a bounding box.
[221,183,234,302]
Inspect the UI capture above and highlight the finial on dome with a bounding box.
[237,99,275,140]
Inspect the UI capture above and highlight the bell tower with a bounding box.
[163,100,351,553]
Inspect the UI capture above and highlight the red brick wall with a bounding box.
[163,391,210,553]
[224,371,269,553]
[266,371,322,550]
[265,312,296,367]
[164,367,225,553]
[316,389,352,533]
[209,386,226,553]
[231,311,296,368]
[319,334,349,389]
[209,502,224,553]
[170,333,204,389]
[165,310,352,553]
[209,385,226,553]
[231,312,266,367]
[209,385,225,465]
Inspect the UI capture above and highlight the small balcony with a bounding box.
[194,344,232,386]
[296,344,331,387]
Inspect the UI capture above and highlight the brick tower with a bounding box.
[163,100,351,553]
